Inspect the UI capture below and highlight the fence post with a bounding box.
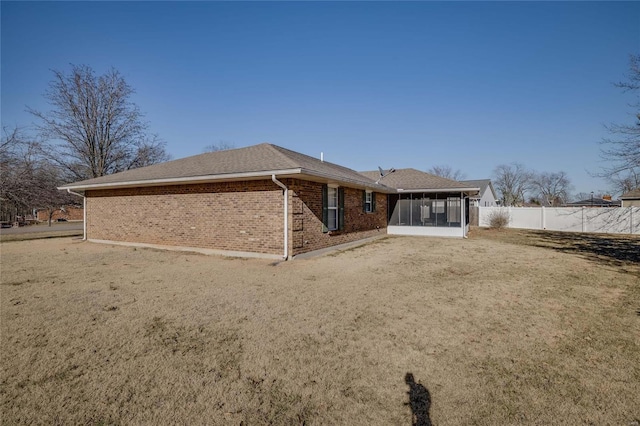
[541,206,545,230]
[581,207,585,232]
[631,207,634,235]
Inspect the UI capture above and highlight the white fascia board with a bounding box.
[58,168,303,191]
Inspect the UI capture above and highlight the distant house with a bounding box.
[565,196,621,208]
[36,205,84,222]
[460,179,499,207]
[620,189,640,207]
[60,144,479,259]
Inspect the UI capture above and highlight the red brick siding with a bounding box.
[85,179,388,257]
[285,179,387,256]
[86,180,284,255]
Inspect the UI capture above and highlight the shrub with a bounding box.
[488,209,510,229]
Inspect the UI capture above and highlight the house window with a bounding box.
[364,190,375,213]
[327,186,338,230]
[322,184,344,233]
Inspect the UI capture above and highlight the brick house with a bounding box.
[60,144,394,259]
[36,205,84,222]
[60,144,479,258]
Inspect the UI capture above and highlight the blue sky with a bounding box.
[2,1,639,195]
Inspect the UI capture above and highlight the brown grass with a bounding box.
[1,230,639,425]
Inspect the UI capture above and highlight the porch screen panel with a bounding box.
[421,197,433,226]
[411,194,423,226]
[446,197,461,226]
[398,194,411,225]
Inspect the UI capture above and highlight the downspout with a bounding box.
[271,175,288,260]
[66,189,86,241]
[461,192,467,238]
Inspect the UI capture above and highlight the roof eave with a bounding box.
[397,187,480,194]
[57,167,394,193]
[58,168,304,191]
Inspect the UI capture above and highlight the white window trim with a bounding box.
[327,185,339,231]
[365,190,373,213]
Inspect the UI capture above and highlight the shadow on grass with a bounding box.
[526,230,640,266]
[405,373,432,426]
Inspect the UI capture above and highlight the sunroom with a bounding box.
[360,168,479,238]
[387,191,471,237]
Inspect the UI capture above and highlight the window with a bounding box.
[327,187,338,230]
[322,185,344,232]
[364,190,375,213]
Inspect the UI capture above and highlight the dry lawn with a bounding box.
[1,229,639,425]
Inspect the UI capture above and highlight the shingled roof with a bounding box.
[621,189,640,199]
[60,143,391,192]
[460,179,496,200]
[359,168,479,193]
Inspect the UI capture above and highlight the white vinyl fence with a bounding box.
[478,206,640,235]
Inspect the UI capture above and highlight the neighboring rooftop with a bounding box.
[460,179,495,199]
[565,197,621,207]
[61,143,389,191]
[620,189,640,199]
[359,168,479,193]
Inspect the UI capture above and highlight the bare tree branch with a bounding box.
[598,54,640,186]
[28,64,169,181]
[530,171,573,206]
[427,165,466,181]
[203,141,235,153]
[0,126,75,224]
[492,163,533,206]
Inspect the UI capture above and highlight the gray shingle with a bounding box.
[61,143,388,191]
[360,168,478,191]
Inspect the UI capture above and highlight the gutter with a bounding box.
[271,175,289,260]
[60,168,303,191]
[397,187,480,194]
[59,168,392,194]
[66,189,87,241]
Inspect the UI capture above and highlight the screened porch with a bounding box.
[387,192,471,237]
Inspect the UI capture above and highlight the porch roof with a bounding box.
[359,168,479,194]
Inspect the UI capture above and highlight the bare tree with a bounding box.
[598,54,640,189]
[531,171,573,206]
[203,141,235,153]
[492,163,533,206]
[606,169,639,196]
[0,127,74,225]
[28,64,169,181]
[427,165,466,181]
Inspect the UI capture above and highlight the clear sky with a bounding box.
[2,1,639,195]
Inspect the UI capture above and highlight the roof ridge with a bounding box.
[269,144,365,173]
[263,144,302,169]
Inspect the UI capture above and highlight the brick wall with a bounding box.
[286,179,388,256]
[86,180,284,255]
[85,178,388,257]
